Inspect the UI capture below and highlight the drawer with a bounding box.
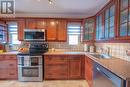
[45,56,68,64]
[0,69,8,79]
[0,60,17,68]
[0,55,5,60]
[5,55,16,60]
[7,69,17,79]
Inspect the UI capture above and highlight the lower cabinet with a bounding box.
[69,56,84,79]
[85,56,93,87]
[0,55,17,80]
[44,55,84,80]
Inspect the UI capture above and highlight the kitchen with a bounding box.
[0,0,130,87]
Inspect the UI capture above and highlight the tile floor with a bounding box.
[0,80,89,87]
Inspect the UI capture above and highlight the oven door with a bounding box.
[18,65,43,81]
[18,56,43,66]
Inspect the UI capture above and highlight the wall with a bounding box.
[95,43,130,61]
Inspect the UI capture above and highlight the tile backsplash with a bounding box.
[48,42,84,52]
[95,43,130,61]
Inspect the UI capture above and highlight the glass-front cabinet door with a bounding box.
[0,24,7,43]
[96,2,115,41]
[83,17,95,42]
[96,14,104,40]
[119,0,130,37]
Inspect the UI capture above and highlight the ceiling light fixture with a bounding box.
[48,0,53,5]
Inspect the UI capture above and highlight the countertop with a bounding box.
[44,51,85,55]
[85,53,130,80]
[0,51,19,55]
[0,51,130,80]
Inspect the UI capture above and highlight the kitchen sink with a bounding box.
[90,54,111,59]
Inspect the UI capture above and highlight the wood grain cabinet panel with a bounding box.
[18,19,25,41]
[45,64,68,80]
[85,56,93,87]
[46,19,57,41]
[57,20,67,41]
[36,19,47,29]
[44,55,84,80]
[25,19,36,29]
[0,55,17,80]
[68,55,84,79]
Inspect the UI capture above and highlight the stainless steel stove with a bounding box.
[17,42,48,82]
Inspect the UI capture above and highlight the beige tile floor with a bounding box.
[0,80,89,87]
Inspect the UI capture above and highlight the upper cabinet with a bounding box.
[25,19,46,29]
[0,21,7,43]
[96,1,116,41]
[46,19,57,41]
[83,17,95,42]
[18,19,25,41]
[119,0,130,39]
[25,19,67,41]
[57,20,67,41]
[46,19,67,41]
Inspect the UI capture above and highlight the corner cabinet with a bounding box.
[83,17,95,42]
[96,1,116,41]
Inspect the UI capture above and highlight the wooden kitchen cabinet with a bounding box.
[44,55,68,80]
[44,55,84,80]
[18,19,25,41]
[46,19,57,41]
[95,0,116,41]
[0,21,7,43]
[0,55,17,80]
[85,56,93,87]
[36,19,47,29]
[25,19,47,29]
[68,55,84,79]
[57,20,67,41]
[83,17,95,42]
[25,19,36,29]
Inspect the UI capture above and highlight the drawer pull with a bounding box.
[9,64,14,66]
[9,73,15,75]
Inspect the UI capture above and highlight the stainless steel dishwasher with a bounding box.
[93,62,125,87]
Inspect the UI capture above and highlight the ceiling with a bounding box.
[3,0,110,18]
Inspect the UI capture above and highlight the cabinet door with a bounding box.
[18,20,25,41]
[0,21,7,43]
[26,19,36,29]
[85,56,93,87]
[46,19,57,41]
[69,56,82,79]
[57,20,67,41]
[36,19,47,29]
[45,64,68,80]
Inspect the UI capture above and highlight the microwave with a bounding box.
[24,29,46,41]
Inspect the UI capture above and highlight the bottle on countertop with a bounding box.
[89,45,95,53]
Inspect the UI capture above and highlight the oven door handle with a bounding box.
[18,65,41,68]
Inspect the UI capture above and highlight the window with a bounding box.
[67,23,81,45]
[8,22,21,44]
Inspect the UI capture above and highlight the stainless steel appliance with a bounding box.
[93,62,125,87]
[17,42,48,82]
[17,55,43,81]
[24,29,46,41]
